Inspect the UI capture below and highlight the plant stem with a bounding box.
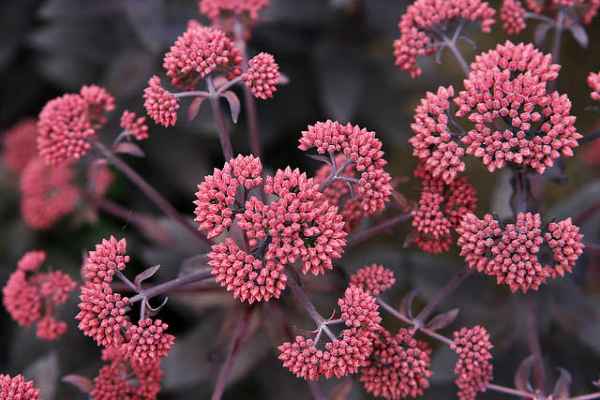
[415,269,473,323]
[348,213,412,247]
[129,269,213,303]
[571,393,600,400]
[526,297,546,392]
[443,34,470,76]
[286,268,336,340]
[93,141,211,247]
[211,307,253,400]
[552,10,565,65]
[487,383,537,398]
[207,77,234,161]
[233,18,262,158]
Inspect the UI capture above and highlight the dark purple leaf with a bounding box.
[426,308,459,331]
[514,355,535,393]
[553,368,572,399]
[222,90,241,124]
[113,142,145,158]
[187,96,207,121]
[62,374,93,394]
[135,265,161,288]
[400,289,419,320]
[534,23,553,47]
[569,24,589,48]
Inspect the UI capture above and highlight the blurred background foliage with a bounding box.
[0,0,599,398]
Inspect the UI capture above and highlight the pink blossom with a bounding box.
[120,110,150,141]
[36,316,68,341]
[544,217,584,278]
[1,119,38,175]
[143,76,180,127]
[123,319,175,364]
[360,329,432,399]
[198,0,269,22]
[243,52,281,100]
[208,238,287,303]
[163,22,241,88]
[2,270,42,327]
[501,0,527,34]
[457,213,503,273]
[393,0,496,77]
[349,264,396,296]
[338,286,381,330]
[451,326,494,400]
[0,374,40,400]
[82,236,130,284]
[80,84,116,127]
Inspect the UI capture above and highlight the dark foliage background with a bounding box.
[0,0,599,399]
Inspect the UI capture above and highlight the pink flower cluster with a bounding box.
[143,76,180,127]
[2,250,76,341]
[37,85,114,165]
[20,157,80,230]
[1,119,38,175]
[349,264,396,296]
[501,0,600,34]
[243,52,281,100]
[198,0,269,23]
[451,326,493,400]
[77,236,174,384]
[360,329,432,399]
[413,42,582,177]
[300,120,392,217]
[120,110,150,141]
[202,158,348,303]
[393,0,496,77]
[278,286,381,380]
[90,346,162,400]
[412,165,478,254]
[457,212,584,292]
[589,71,600,101]
[163,21,241,89]
[0,374,40,400]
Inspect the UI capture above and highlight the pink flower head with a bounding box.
[91,351,162,400]
[457,213,503,273]
[208,238,287,303]
[198,0,269,22]
[20,157,80,230]
[0,374,40,400]
[143,75,180,127]
[455,41,581,174]
[589,71,600,101]
[488,212,548,293]
[501,0,527,34]
[17,250,46,272]
[360,329,432,399]
[300,121,392,215]
[2,119,38,175]
[243,52,281,100]
[338,286,381,330]
[194,155,263,239]
[3,251,76,341]
[410,86,465,184]
[544,217,584,278]
[523,0,600,24]
[349,264,396,296]
[76,283,131,347]
[79,85,116,127]
[123,319,175,364]
[451,326,493,400]
[393,0,496,77]
[120,110,149,141]
[278,336,323,381]
[82,236,130,284]
[163,22,241,88]
[37,94,95,165]
[412,167,478,254]
[36,316,68,341]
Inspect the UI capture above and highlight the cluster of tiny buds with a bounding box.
[2,250,76,341]
[411,41,581,178]
[451,326,494,400]
[120,110,150,141]
[393,0,496,77]
[0,374,40,400]
[457,212,584,292]
[198,0,270,24]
